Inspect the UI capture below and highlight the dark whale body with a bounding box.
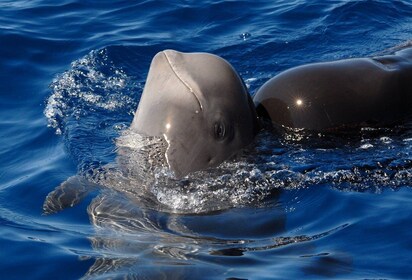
[253,47,412,130]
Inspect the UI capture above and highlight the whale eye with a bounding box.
[214,122,226,140]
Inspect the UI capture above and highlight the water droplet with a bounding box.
[240,32,251,40]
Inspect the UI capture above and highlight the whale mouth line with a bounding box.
[162,133,173,175]
[162,50,203,111]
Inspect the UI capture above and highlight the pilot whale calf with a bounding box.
[253,47,412,130]
[44,50,261,214]
[131,50,259,178]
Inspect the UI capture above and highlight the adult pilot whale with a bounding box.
[130,50,259,178]
[254,46,412,130]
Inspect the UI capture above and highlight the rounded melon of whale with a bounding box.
[131,50,259,178]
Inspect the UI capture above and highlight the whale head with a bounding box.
[131,50,259,178]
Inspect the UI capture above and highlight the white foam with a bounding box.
[359,143,374,149]
[44,48,135,134]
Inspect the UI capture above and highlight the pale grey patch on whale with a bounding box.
[130,50,259,178]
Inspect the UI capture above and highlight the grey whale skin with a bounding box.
[253,47,412,130]
[130,50,259,178]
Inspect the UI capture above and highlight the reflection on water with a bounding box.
[43,124,412,278]
[45,181,357,279]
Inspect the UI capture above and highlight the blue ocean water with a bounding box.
[1,0,412,279]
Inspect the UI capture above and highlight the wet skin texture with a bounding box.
[253,47,412,130]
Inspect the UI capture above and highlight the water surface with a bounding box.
[1,0,412,279]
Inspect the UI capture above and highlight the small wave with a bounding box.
[209,223,349,256]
